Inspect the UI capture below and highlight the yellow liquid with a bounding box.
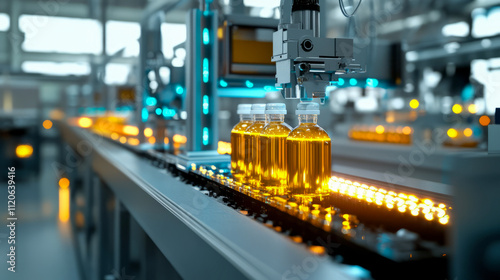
[244,121,266,184]
[260,122,291,189]
[287,123,331,195]
[231,120,252,178]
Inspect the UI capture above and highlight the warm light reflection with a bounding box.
[128,138,140,146]
[122,125,139,136]
[375,125,385,134]
[59,178,70,222]
[468,104,477,114]
[59,178,70,189]
[464,128,473,137]
[173,134,187,144]
[78,117,93,128]
[452,104,463,114]
[119,137,127,144]
[479,115,491,126]
[328,176,450,225]
[148,136,156,144]
[144,128,153,137]
[349,125,412,144]
[217,141,232,154]
[447,128,458,138]
[16,144,34,158]
[409,99,419,109]
[43,120,53,129]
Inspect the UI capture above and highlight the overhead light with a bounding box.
[243,0,280,8]
[442,21,469,37]
[22,61,91,76]
[0,13,9,31]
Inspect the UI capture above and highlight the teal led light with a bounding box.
[155,108,162,115]
[245,80,254,88]
[145,97,157,106]
[349,78,358,86]
[142,108,149,122]
[203,95,209,114]
[203,58,209,83]
[203,28,210,45]
[203,127,209,145]
[264,85,276,91]
[219,79,228,87]
[338,78,345,86]
[163,108,176,118]
[366,78,379,87]
[175,85,184,95]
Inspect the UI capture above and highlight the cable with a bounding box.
[339,0,362,17]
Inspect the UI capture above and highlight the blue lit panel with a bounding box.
[219,79,228,88]
[366,78,379,87]
[203,28,210,45]
[142,108,149,122]
[349,78,358,86]
[203,127,209,145]
[146,97,157,106]
[245,80,254,88]
[155,108,162,115]
[176,85,184,95]
[203,95,209,115]
[203,58,209,83]
[338,78,345,86]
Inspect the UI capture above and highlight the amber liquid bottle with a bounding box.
[260,103,291,193]
[231,104,253,179]
[287,102,331,195]
[243,104,267,185]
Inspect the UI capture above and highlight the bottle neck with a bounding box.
[239,114,252,121]
[266,114,285,123]
[253,114,266,122]
[298,114,318,124]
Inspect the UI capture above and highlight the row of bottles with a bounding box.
[230,102,331,195]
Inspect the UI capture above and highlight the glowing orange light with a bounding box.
[59,187,70,222]
[16,144,33,158]
[123,125,139,136]
[217,27,224,39]
[128,138,140,146]
[447,128,458,138]
[119,137,127,144]
[43,120,53,130]
[479,115,491,126]
[402,126,412,135]
[78,117,93,128]
[173,134,187,144]
[468,104,477,114]
[375,125,385,134]
[464,128,473,137]
[409,99,419,109]
[59,178,70,189]
[111,133,119,140]
[148,136,156,144]
[452,104,463,114]
[144,128,153,137]
[164,137,169,144]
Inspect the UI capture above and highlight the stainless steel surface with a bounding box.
[60,122,360,280]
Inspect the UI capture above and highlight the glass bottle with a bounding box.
[243,104,267,185]
[260,103,291,193]
[287,102,331,195]
[231,104,253,179]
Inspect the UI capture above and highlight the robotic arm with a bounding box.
[272,0,363,102]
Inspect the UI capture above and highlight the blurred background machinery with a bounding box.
[1,0,500,280]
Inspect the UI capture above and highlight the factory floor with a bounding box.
[0,142,80,280]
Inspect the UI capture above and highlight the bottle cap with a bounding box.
[237,104,252,115]
[265,103,287,115]
[296,102,320,115]
[251,104,267,115]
